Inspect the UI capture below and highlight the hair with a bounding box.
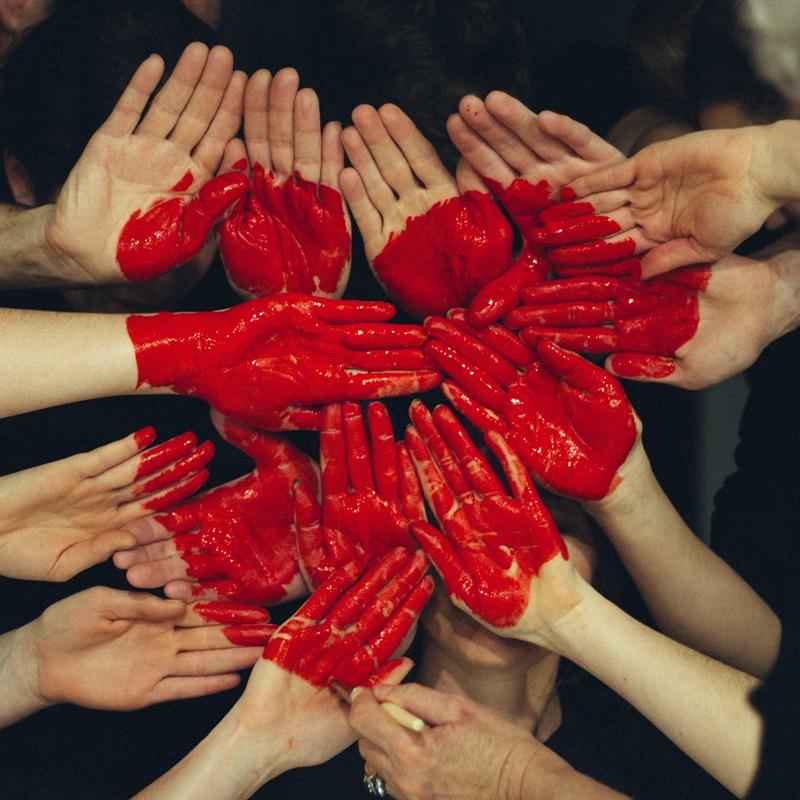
[684,0,790,123]
[0,0,218,202]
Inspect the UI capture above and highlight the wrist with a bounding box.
[764,245,800,341]
[757,120,800,208]
[0,623,53,725]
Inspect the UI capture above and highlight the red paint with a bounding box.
[170,170,194,193]
[405,402,567,629]
[481,176,552,241]
[424,323,637,501]
[133,426,157,450]
[194,601,271,623]
[135,441,215,494]
[263,548,432,689]
[126,294,442,431]
[220,624,275,646]
[371,190,512,318]
[295,402,424,589]
[232,159,248,171]
[532,214,621,246]
[548,237,636,268]
[219,165,351,297]
[609,353,676,379]
[116,171,248,282]
[510,264,711,360]
[143,470,209,512]
[157,417,320,605]
[135,432,198,479]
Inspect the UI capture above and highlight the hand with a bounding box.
[340,103,512,318]
[218,68,351,298]
[294,401,424,589]
[116,412,318,604]
[15,587,270,712]
[45,43,247,285]
[233,549,433,773]
[351,683,549,800]
[0,427,212,581]
[424,314,637,499]
[448,92,624,325]
[405,401,572,639]
[127,293,441,430]
[563,125,783,278]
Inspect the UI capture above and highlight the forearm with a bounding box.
[0,306,142,418]
[0,625,50,727]
[584,444,780,677]
[134,702,289,799]
[760,120,800,206]
[543,582,763,798]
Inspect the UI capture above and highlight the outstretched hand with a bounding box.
[0,427,212,581]
[11,588,270,715]
[448,92,624,325]
[117,413,318,605]
[405,401,573,641]
[218,68,351,298]
[340,103,512,318]
[45,43,247,286]
[294,402,424,589]
[425,312,637,499]
[127,293,441,430]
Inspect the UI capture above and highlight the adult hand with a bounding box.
[11,587,270,715]
[116,412,318,605]
[0,427,212,581]
[425,313,637,499]
[218,68,351,298]
[352,683,616,800]
[127,293,441,430]
[45,42,247,285]
[448,92,624,325]
[340,103,512,318]
[405,401,573,641]
[563,124,785,278]
[294,401,424,589]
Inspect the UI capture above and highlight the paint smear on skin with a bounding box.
[372,191,512,318]
[170,170,194,193]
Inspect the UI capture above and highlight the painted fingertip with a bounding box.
[609,354,675,380]
[133,426,157,449]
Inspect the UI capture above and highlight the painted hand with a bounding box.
[0,427,212,582]
[46,43,248,285]
[425,312,636,499]
[340,103,512,318]
[448,93,624,325]
[405,401,572,638]
[19,588,270,711]
[218,69,351,298]
[116,413,318,605]
[294,402,425,589]
[127,293,441,431]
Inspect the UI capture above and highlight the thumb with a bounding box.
[370,682,468,725]
[183,171,250,240]
[640,239,715,279]
[57,530,138,580]
[107,590,186,622]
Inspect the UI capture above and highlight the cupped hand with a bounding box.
[340,103,512,318]
[0,427,212,581]
[425,312,637,500]
[294,401,424,589]
[127,293,442,431]
[46,43,247,285]
[218,68,351,298]
[117,413,318,605]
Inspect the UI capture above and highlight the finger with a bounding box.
[131,432,199,482]
[378,103,454,189]
[219,137,248,174]
[536,108,623,165]
[431,405,504,496]
[505,301,615,328]
[364,656,414,689]
[531,210,633,247]
[440,380,505,435]
[639,238,721,278]
[321,121,345,189]
[136,42,209,139]
[293,87,322,183]
[341,125,398,218]
[169,45,234,152]
[291,561,365,623]
[408,400,472,502]
[547,234,638,268]
[518,276,621,305]
[126,553,193,589]
[410,520,472,605]
[114,518,173,562]
[606,352,678,382]
[336,322,427,349]
[448,308,533,369]
[565,158,636,198]
[455,158,490,194]
[536,339,611,392]
[268,67,300,177]
[483,430,540,506]
[105,590,186,622]
[137,470,210,513]
[149,673,241,705]
[350,687,415,748]
[309,296,397,323]
[173,646,264,676]
[82,426,155,478]
[340,166,384,258]
[370,681,471,725]
[123,536,182,566]
[342,370,442,401]
[448,106,516,186]
[343,401,375,492]
[294,480,326,587]
[321,403,348,499]
[99,55,165,138]
[189,600,270,625]
[519,326,619,353]
[397,443,425,521]
[243,69,272,170]
[175,623,271,651]
[368,402,399,501]
[57,530,138,580]
[339,348,433,372]
[130,441,215,500]
[192,69,247,175]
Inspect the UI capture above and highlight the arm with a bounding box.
[135,549,433,799]
[0,587,270,728]
[350,682,630,800]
